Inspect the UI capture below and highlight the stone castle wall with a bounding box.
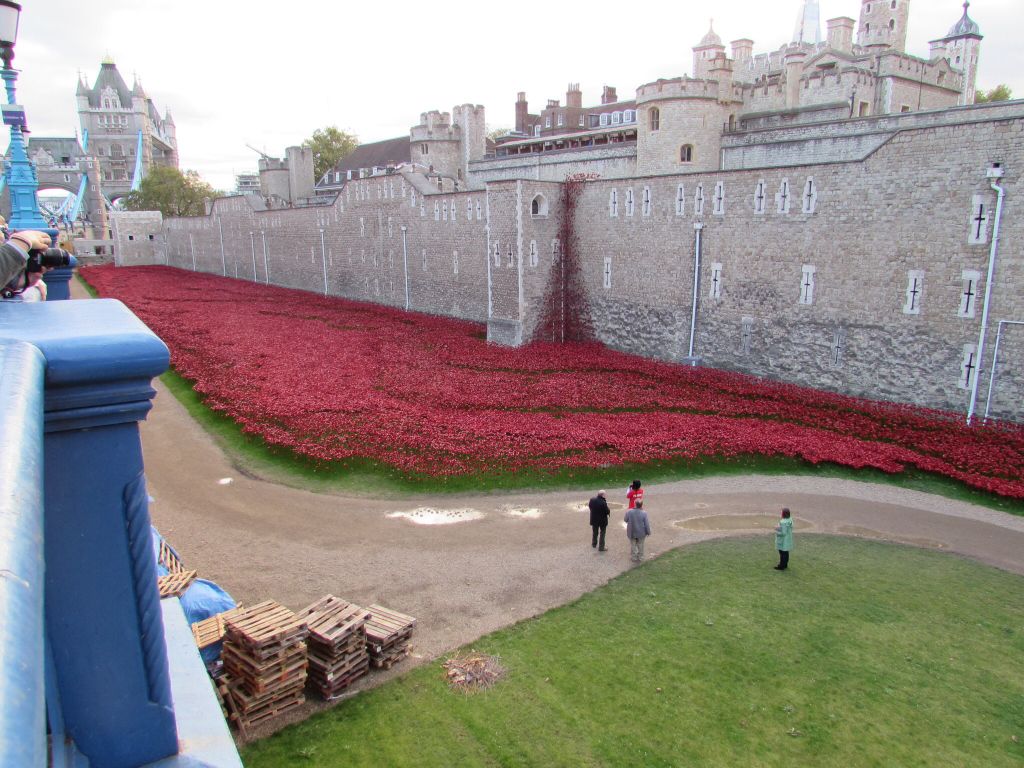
[161,108,1024,421]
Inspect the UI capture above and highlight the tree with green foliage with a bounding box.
[302,126,359,180]
[975,84,1012,104]
[124,167,220,217]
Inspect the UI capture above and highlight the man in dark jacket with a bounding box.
[588,490,611,551]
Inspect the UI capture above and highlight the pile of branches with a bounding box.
[442,652,506,693]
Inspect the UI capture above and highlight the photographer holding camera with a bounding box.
[1,229,73,301]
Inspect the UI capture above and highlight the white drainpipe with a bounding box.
[401,226,410,311]
[687,223,703,360]
[967,164,1005,425]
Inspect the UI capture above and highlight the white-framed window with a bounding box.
[968,194,990,245]
[442,200,448,221]
[753,180,767,215]
[534,125,542,137]
[713,181,725,216]
[387,217,393,238]
[453,250,459,275]
[529,240,538,267]
[675,184,686,216]
[802,177,817,214]
[493,242,501,267]
[531,194,548,217]
[557,113,564,127]
[359,217,365,237]
[612,111,622,125]
[903,270,924,315]
[410,190,417,208]
[625,188,635,217]
[507,244,515,268]
[545,116,552,128]
[422,248,427,271]
[476,201,482,220]
[680,144,693,163]
[600,113,610,127]
[960,343,978,389]
[624,110,635,123]
[642,186,652,217]
[959,270,982,319]
[799,264,816,305]
[434,202,440,221]
[649,108,660,131]
[578,115,585,127]
[603,257,612,290]
[777,178,791,215]
[609,189,618,217]
[467,199,473,219]
[450,198,457,221]
[709,262,723,300]
[694,184,705,216]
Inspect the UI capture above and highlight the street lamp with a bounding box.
[0,0,50,233]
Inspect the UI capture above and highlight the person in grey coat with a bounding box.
[624,499,651,563]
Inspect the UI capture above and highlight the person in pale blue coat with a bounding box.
[624,499,651,563]
[774,507,794,571]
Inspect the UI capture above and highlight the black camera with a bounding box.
[26,247,72,273]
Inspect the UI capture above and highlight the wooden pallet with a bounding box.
[224,600,308,659]
[365,604,416,645]
[298,595,370,648]
[308,649,369,682]
[223,647,308,695]
[370,645,411,670]
[311,660,370,699]
[158,539,185,574]
[222,676,305,730]
[191,605,246,650]
[158,569,197,598]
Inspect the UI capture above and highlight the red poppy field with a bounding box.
[81,265,1024,498]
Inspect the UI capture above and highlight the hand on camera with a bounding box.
[9,230,51,253]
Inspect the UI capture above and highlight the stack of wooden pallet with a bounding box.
[365,604,416,669]
[219,600,309,731]
[298,595,371,700]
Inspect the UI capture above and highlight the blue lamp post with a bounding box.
[0,1,48,233]
[0,0,75,299]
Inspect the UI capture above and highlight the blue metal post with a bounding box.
[1,298,178,768]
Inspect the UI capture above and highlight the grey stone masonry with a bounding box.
[159,104,1024,421]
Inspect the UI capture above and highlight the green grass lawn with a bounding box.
[243,537,1024,767]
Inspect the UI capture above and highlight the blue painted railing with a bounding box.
[0,340,46,768]
[0,298,241,768]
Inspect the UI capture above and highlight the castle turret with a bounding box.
[929,2,982,106]
[693,21,726,78]
[731,39,754,66]
[784,50,808,109]
[857,0,910,52]
[827,17,855,54]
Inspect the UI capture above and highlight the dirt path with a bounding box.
[74,281,1024,738]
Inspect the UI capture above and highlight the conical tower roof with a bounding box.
[947,1,981,37]
[697,20,723,48]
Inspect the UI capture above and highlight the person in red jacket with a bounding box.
[626,479,644,510]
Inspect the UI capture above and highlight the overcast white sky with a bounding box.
[17,0,1024,192]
